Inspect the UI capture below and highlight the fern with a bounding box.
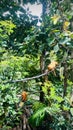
[29,104,61,127]
[29,106,49,127]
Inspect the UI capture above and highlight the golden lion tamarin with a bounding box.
[21,91,27,102]
[48,61,58,71]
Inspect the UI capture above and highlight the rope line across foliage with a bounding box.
[1,57,73,84]
[3,66,58,84]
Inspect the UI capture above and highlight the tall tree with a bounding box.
[39,0,51,102]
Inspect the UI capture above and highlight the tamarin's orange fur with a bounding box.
[21,91,27,102]
[48,61,58,71]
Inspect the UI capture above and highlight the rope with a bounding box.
[2,68,57,84]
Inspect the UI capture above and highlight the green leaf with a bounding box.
[70,33,73,39]
[47,38,55,46]
[70,108,73,116]
[54,44,59,52]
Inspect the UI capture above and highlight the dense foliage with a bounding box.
[0,0,73,130]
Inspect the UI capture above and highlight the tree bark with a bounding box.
[40,51,46,102]
[63,61,68,97]
[70,14,73,82]
[39,0,51,102]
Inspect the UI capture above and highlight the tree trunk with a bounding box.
[70,13,73,82]
[40,51,46,102]
[39,0,51,102]
[71,51,73,82]
[63,61,68,97]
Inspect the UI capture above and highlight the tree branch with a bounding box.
[3,68,57,84]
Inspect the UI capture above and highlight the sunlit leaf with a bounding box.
[69,32,73,39]
[63,21,70,30]
[70,108,73,116]
[51,15,60,25]
[59,67,64,80]
[19,102,24,108]
[54,44,59,52]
